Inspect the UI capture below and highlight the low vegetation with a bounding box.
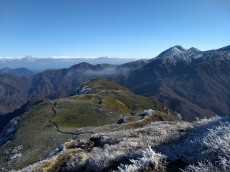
[16,116,230,172]
[0,78,178,171]
[3,79,228,172]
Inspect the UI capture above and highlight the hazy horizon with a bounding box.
[0,43,229,71]
[0,56,140,71]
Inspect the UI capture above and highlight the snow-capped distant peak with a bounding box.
[173,45,187,51]
[157,45,188,58]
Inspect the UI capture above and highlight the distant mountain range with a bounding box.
[0,45,230,121]
[122,45,230,120]
[0,67,34,77]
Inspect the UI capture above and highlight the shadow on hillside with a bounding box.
[0,98,45,133]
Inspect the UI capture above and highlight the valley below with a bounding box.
[1,45,230,121]
[0,45,230,171]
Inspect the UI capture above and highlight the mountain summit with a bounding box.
[188,47,200,53]
[157,45,188,57]
[156,45,201,58]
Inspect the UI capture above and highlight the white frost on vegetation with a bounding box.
[71,85,92,96]
[77,121,193,171]
[9,153,22,160]
[0,117,21,147]
[159,116,230,171]
[18,116,230,172]
[20,120,192,172]
[176,113,182,119]
[117,145,166,172]
[140,109,155,119]
[78,85,92,94]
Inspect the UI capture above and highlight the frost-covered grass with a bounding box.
[160,117,226,160]
[20,120,192,172]
[117,146,166,172]
[0,117,21,147]
[183,118,230,171]
[158,116,230,171]
[16,116,230,172]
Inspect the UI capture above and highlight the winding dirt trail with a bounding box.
[49,102,95,136]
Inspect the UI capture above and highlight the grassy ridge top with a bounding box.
[82,78,130,92]
[69,78,130,96]
[0,78,179,171]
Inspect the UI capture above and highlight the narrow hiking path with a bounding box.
[49,101,95,136]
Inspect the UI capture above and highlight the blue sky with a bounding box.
[0,0,230,59]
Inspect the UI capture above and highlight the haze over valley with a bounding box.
[1,0,230,171]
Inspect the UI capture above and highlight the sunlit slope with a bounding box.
[0,78,178,171]
[55,79,175,131]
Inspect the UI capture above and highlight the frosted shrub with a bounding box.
[21,117,223,172]
[183,158,230,172]
[176,113,182,119]
[183,161,219,172]
[141,109,155,119]
[63,154,87,172]
[117,145,166,172]
[159,116,230,171]
[84,121,189,171]
[100,135,112,146]
[86,147,118,171]
[192,116,220,127]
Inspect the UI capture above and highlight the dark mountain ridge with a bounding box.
[0,45,230,121]
[0,67,34,77]
[123,45,230,120]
